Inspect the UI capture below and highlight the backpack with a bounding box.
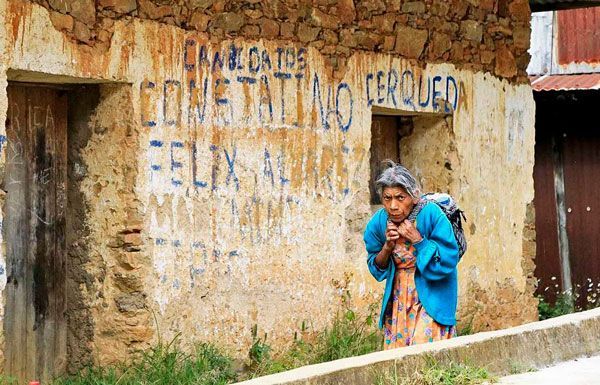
[407,193,467,259]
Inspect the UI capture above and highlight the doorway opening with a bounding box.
[369,111,458,210]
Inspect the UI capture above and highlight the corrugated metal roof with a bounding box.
[530,0,600,12]
[530,73,600,91]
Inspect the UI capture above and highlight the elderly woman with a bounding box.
[364,162,459,349]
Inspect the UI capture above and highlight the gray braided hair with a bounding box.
[375,161,421,199]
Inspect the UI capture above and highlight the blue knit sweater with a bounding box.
[364,202,460,328]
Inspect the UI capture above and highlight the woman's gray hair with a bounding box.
[375,161,421,198]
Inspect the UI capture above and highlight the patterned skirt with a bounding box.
[383,238,456,349]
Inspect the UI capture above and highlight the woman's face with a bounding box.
[381,186,418,223]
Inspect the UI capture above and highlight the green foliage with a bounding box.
[54,337,236,385]
[0,376,19,385]
[52,295,383,384]
[457,314,475,336]
[248,325,272,366]
[537,293,574,321]
[537,277,600,321]
[374,358,496,385]
[246,294,381,378]
[419,358,495,385]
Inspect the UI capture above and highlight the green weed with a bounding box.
[0,376,19,385]
[419,359,495,385]
[54,337,236,385]
[537,293,574,320]
[374,358,496,385]
[246,295,381,378]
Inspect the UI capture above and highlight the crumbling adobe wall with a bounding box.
[0,0,537,369]
[65,84,154,369]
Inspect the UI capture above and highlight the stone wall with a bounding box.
[31,0,530,83]
[0,0,537,371]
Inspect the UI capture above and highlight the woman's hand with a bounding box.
[397,220,423,244]
[384,221,400,250]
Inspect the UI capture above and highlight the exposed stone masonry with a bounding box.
[34,0,530,83]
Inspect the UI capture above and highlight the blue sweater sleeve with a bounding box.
[363,210,391,282]
[414,204,460,281]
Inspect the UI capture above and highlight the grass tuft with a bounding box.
[54,338,237,385]
[246,303,381,378]
[374,358,496,385]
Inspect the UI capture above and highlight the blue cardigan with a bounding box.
[364,203,459,328]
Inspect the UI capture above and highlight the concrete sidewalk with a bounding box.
[236,308,600,385]
[498,355,600,385]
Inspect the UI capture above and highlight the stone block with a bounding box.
[69,0,96,24]
[98,0,137,13]
[323,29,338,44]
[431,0,449,16]
[49,11,74,32]
[513,25,530,50]
[297,23,321,43]
[212,12,245,33]
[310,8,340,29]
[115,292,146,313]
[508,0,530,22]
[394,25,428,59]
[245,9,263,19]
[402,1,426,14]
[461,20,483,42]
[337,0,356,24]
[242,24,260,37]
[439,22,459,34]
[48,0,69,13]
[429,32,452,59]
[340,29,357,47]
[488,24,513,36]
[381,35,395,51]
[189,11,210,31]
[138,0,173,19]
[73,20,93,44]
[372,14,396,33]
[495,44,517,78]
[357,32,380,50]
[280,22,295,38]
[186,0,215,10]
[480,50,495,64]
[259,18,280,39]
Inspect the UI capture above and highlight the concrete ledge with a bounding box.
[235,308,600,385]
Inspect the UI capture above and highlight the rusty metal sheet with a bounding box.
[530,73,600,91]
[563,119,600,308]
[557,7,600,64]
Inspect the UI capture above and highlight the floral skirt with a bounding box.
[383,246,456,349]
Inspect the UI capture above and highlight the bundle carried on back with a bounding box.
[408,192,467,259]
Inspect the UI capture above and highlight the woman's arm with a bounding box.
[413,205,460,281]
[364,213,397,281]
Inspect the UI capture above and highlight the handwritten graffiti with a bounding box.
[142,44,466,253]
[142,76,354,133]
[184,42,307,76]
[140,42,356,132]
[365,69,459,113]
[0,135,6,155]
[147,136,348,198]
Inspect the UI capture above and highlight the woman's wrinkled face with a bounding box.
[381,186,418,223]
